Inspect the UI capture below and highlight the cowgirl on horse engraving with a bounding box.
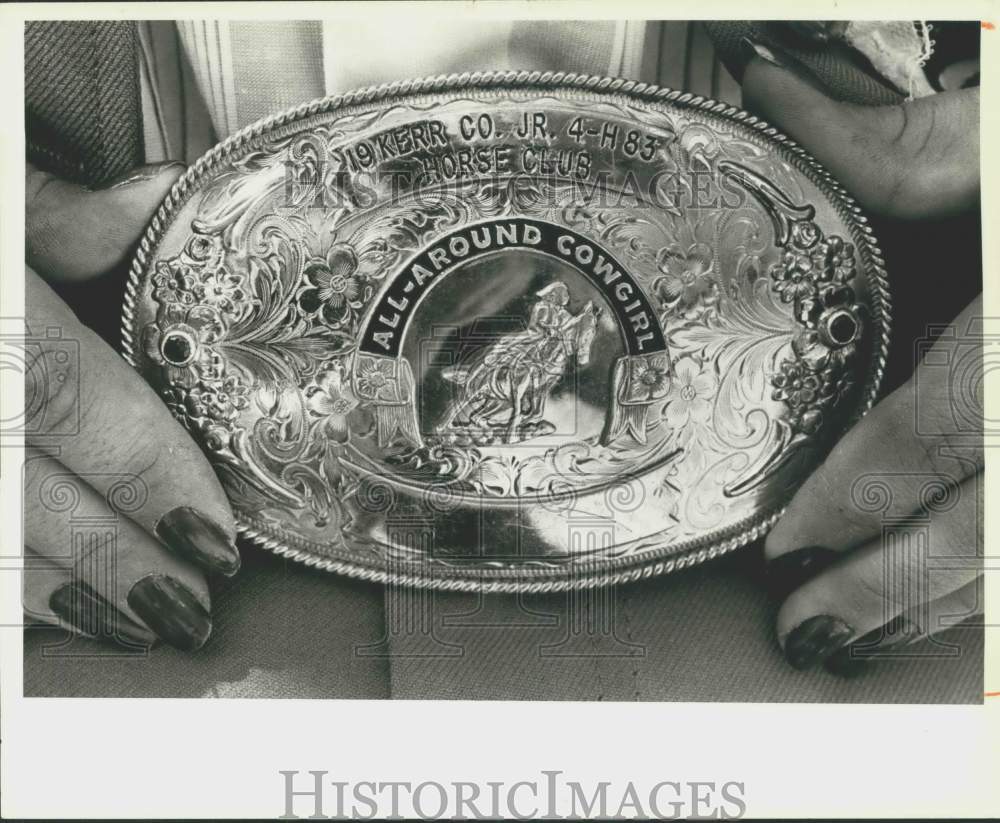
[437,281,601,442]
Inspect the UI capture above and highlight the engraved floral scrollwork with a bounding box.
[752,177,864,437]
[296,244,366,331]
[639,154,867,513]
[699,160,866,496]
[662,356,718,431]
[653,241,719,318]
[306,360,358,443]
[140,203,376,533]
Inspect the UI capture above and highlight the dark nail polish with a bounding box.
[822,645,869,678]
[50,581,157,647]
[156,507,240,576]
[766,546,838,600]
[783,615,855,670]
[127,575,212,652]
[102,161,185,190]
[823,616,921,678]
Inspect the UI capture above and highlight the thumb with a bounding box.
[26,161,186,283]
[741,44,979,219]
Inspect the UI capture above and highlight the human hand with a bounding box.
[741,45,983,674]
[22,163,241,652]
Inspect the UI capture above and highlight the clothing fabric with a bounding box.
[25,21,143,185]
[703,20,905,105]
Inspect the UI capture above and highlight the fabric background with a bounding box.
[137,21,216,166]
[25,549,390,699]
[24,545,984,702]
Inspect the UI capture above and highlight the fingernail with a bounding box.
[50,581,157,647]
[156,507,240,577]
[823,617,921,678]
[741,37,792,70]
[783,615,855,670]
[127,574,212,652]
[102,161,186,190]
[766,545,838,600]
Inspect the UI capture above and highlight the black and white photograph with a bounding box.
[3,4,997,820]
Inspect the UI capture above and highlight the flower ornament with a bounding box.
[355,357,397,401]
[186,375,250,424]
[764,216,862,436]
[813,234,855,284]
[662,356,718,430]
[306,361,359,443]
[152,259,199,307]
[153,233,235,309]
[183,233,226,269]
[160,386,190,425]
[625,354,672,403]
[771,360,821,409]
[142,303,227,388]
[297,244,364,327]
[789,327,856,388]
[769,251,818,304]
[789,220,820,250]
[771,358,830,436]
[193,267,248,314]
[654,242,716,310]
[770,232,857,307]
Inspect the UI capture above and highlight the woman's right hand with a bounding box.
[22,163,241,651]
[742,43,982,675]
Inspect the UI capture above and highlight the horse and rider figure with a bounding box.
[437,281,602,444]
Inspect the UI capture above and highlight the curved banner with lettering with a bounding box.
[356,218,672,449]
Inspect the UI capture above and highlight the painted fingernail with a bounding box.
[823,617,921,678]
[156,507,240,576]
[741,37,792,70]
[783,615,855,670]
[766,546,838,600]
[126,574,211,652]
[50,581,156,647]
[102,161,185,190]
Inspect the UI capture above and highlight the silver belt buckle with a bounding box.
[123,72,891,591]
